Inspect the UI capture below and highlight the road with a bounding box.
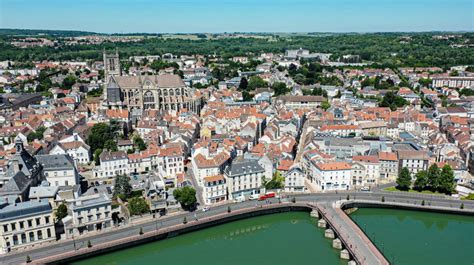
[1,191,472,265]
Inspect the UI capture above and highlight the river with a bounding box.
[350,208,474,265]
[72,212,344,265]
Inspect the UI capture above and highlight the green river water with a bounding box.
[350,208,474,265]
[72,212,344,265]
[73,209,474,265]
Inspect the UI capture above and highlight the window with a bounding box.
[47,228,51,238]
[11,223,16,231]
[27,219,32,227]
[13,235,18,245]
[29,232,35,242]
[3,225,8,232]
[19,221,24,229]
[36,218,41,226]
[37,230,43,240]
[21,233,26,244]
[45,216,50,224]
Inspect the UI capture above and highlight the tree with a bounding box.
[438,165,455,195]
[26,256,31,263]
[173,186,197,210]
[321,101,331,111]
[94,148,103,165]
[427,164,441,191]
[27,126,46,142]
[379,91,408,111]
[87,240,92,248]
[238,77,248,90]
[334,89,342,98]
[114,174,132,199]
[183,217,187,224]
[227,206,231,213]
[264,171,285,189]
[396,167,411,191]
[88,122,118,154]
[104,139,118,152]
[247,76,267,90]
[128,197,150,216]
[271,82,289,96]
[133,135,147,151]
[139,227,144,235]
[413,170,429,191]
[55,203,68,221]
[62,75,76,89]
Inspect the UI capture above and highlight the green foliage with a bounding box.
[114,174,132,199]
[2,33,473,68]
[26,256,31,263]
[438,165,455,195]
[27,126,46,142]
[379,91,408,111]
[413,170,429,191]
[87,88,103,97]
[381,196,385,202]
[404,164,455,195]
[93,148,102,165]
[183,217,187,224]
[149,60,179,71]
[239,77,248,90]
[396,167,412,191]
[427,164,441,191]
[87,240,92,248]
[62,75,76,89]
[104,139,118,152]
[133,135,147,151]
[460,203,464,209]
[173,186,197,210]
[321,101,331,111]
[139,227,144,235]
[227,206,231,213]
[88,122,120,154]
[247,76,267,90]
[128,197,150,216]
[55,203,68,221]
[421,200,425,206]
[272,82,289,96]
[264,171,285,190]
[459,88,474,97]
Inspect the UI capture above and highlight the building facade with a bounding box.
[0,200,56,254]
[103,51,202,113]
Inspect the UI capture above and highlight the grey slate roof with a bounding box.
[37,154,75,171]
[0,171,32,194]
[0,200,51,221]
[225,158,265,177]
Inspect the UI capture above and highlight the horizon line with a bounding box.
[1,28,473,35]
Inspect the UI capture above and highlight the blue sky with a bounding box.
[0,0,472,33]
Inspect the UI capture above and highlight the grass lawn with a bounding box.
[384,187,443,195]
[461,193,474,200]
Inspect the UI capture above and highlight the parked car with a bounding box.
[360,187,370,192]
[249,194,260,200]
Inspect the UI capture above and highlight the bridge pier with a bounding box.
[324,229,335,239]
[310,210,319,218]
[317,219,327,228]
[340,249,350,260]
[332,238,342,249]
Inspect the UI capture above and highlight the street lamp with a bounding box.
[72,234,76,250]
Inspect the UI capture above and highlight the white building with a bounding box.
[50,141,91,165]
[284,166,305,192]
[397,150,430,176]
[95,151,129,178]
[224,159,265,199]
[313,162,352,191]
[0,200,56,254]
[191,152,230,184]
[36,154,80,187]
[63,194,113,238]
[352,155,380,186]
[203,175,227,205]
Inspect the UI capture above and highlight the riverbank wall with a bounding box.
[42,204,310,264]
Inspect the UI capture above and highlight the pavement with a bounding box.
[1,191,472,265]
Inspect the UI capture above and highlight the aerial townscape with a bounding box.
[0,1,474,265]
